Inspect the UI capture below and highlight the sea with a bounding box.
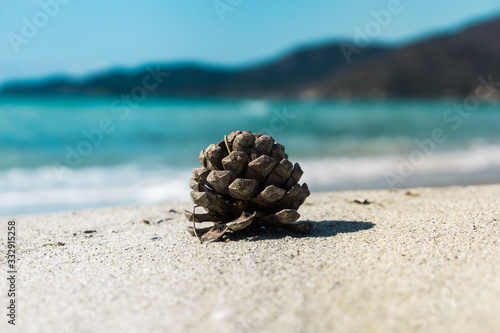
[1,95,499,216]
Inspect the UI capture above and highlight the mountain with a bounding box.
[0,43,388,97]
[2,17,500,99]
[309,17,500,98]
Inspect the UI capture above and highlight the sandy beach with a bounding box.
[2,184,499,333]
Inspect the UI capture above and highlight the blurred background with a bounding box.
[1,0,500,216]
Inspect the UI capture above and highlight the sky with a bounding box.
[1,0,500,85]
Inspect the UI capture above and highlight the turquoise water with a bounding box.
[1,96,499,215]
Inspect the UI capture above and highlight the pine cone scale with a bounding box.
[228,178,259,200]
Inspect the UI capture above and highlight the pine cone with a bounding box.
[185,130,312,242]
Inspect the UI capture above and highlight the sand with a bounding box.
[2,184,499,333]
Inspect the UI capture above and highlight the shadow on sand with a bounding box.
[226,220,375,242]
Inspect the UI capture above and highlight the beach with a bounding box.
[2,184,499,332]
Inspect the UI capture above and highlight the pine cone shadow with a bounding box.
[226,220,375,242]
[307,220,375,238]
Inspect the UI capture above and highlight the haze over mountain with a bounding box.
[3,16,500,99]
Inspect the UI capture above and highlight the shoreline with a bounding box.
[4,184,500,332]
[9,182,500,218]
[2,162,499,217]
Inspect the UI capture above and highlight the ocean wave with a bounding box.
[0,165,191,216]
[301,144,500,190]
[1,145,499,216]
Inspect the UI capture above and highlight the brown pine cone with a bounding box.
[185,130,312,242]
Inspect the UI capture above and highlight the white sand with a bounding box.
[2,185,500,333]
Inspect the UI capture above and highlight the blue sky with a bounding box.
[1,0,500,84]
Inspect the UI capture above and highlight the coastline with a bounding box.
[2,145,500,216]
[4,184,500,332]
[3,97,500,217]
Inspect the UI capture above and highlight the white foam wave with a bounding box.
[0,165,191,216]
[301,144,500,190]
[1,145,499,216]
